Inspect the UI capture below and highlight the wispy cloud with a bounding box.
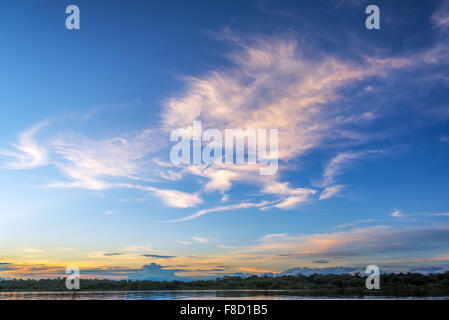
[176,240,191,245]
[138,185,202,208]
[0,121,49,169]
[242,224,449,261]
[322,151,370,187]
[317,150,383,199]
[389,210,449,219]
[336,219,377,228]
[167,200,275,222]
[261,181,316,209]
[1,27,447,217]
[47,130,157,190]
[142,254,177,259]
[319,184,344,200]
[432,0,449,30]
[192,237,209,243]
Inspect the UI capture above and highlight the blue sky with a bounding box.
[1,0,449,279]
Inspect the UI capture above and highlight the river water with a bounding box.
[1,291,448,300]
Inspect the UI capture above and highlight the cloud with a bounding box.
[261,181,316,209]
[167,200,275,222]
[184,163,265,193]
[259,233,288,242]
[103,252,123,256]
[192,237,209,243]
[432,0,449,30]
[242,224,449,262]
[0,262,142,279]
[126,263,228,281]
[261,181,313,196]
[121,245,153,252]
[321,152,366,187]
[434,212,449,217]
[118,183,202,208]
[142,254,177,259]
[0,263,14,272]
[176,240,191,245]
[0,122,49,169]
[47,130,158,190]
[336,219,376,228]
[319,184,344,200]
[144,187,202,208]
[158,34,414,200]
[22,248,45,253]
[162,38,374,164]
[312,260,329,264]
[272,196,311,209]
[1,30,448,215]
[391,210,403,218]
[103,210,117,215]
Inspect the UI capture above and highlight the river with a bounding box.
[1,290,448,300]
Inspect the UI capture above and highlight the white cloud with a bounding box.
[322,152,365,187]
[168,200,275,222]
[259,233,289,242]
[261,181,316,209]
[158,34,423,201]
[47,130,157,190]
[261,181,315,197]
[22,248,45,253]
[119,184,202,208]
[0,122,49,169]
[391,210,403,218]
[185,163,264,193]
[145,187,202,208]
[161,38,375,164]
[319,184,344,200]
[2,32,447,214]
[271,196,309,209]
[192,237,209,243]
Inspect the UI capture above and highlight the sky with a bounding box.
[1,0,449,279]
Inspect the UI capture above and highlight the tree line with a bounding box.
[1,272,449,296]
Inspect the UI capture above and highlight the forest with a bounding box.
[1,272,449,296]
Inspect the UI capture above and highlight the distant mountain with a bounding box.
[223,266,366,279]
[409,266,449,275]
[229,272,252,278]
[279,266,365,276]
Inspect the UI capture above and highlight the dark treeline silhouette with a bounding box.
[1,272,449,296]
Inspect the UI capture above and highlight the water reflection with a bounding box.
[1,291,448,300]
